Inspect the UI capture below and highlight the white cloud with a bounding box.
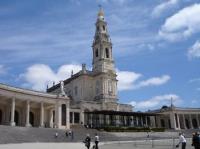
[189,78,200,83]
[21,64,82,91]
[0,65,6,75]
[117,70,142,91]
[130,94,181,111]
[21,64,170,91]
[117,70,170,91]
[134,75,170,89]
[152,0,179,17]
[159,4,200,42]
[188,40,200,59]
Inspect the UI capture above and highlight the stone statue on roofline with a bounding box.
[60,80,66,96]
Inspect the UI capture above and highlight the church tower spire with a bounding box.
[92,7,115,74]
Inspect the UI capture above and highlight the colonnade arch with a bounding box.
[62,104,66,125]
[185,119,190,129]
[192,119,198,128]
[14,110,19,126]
[29,112,34,126]
[0,109,2,124]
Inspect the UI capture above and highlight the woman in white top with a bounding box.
[176,133,186,149]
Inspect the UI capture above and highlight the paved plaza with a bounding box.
[101,139,193,149]
[0,138,194,149]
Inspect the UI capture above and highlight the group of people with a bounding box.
[176,132,200,149]
[84,133,99,149]
[54,129,200,149]
[54,129,74,140]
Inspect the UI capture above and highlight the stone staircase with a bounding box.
[0,125,197,144]
[0,125,122,144]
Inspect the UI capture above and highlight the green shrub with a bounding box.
[102,126,164,132]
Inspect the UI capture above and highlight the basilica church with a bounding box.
[0,8,199,130]
[47,8,134,127]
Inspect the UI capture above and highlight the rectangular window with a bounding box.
[74,86,78,96]
[74,112,80,123]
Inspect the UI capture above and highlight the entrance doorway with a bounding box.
[0,110,2,124]
[185,119,190,129]
[14,110,19,126]
[161,119,165,127]
[30,112,34,126]
[192,119,198,128]
[61,104,66,125]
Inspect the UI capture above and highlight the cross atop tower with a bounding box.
[97,5,104,20]
[98,4,102,9]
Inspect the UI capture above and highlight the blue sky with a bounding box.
[0,0,200,111]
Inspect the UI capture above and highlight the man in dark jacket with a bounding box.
[192,132,200,149]
[84,134,91,149]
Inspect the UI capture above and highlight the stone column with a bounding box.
[10,97,16,126]
[189,114,193,129]
[40,102,44,127]
[72,112,75,125]
[177,114,180,130]
[55,103,61,128]
[170,112,176,129]
[25,101,31,127]
[49,109,54,128]
[141,116,144,127]
[136,116,139,126]
[182,114,186,129]
[80,110,85,125]
[66,102,70,129]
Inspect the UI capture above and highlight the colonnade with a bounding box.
[0,83,70,129]
[84,112,156,128]
[158,112,200,130]
[0,97,70,129]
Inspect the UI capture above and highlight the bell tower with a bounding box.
[92,7,115,74]
[92,8,118,110]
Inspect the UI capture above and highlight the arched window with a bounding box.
[95,49,98,57]
[105,48,109,58]
[97,26,99,31]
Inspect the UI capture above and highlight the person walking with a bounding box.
[84,134,91,149]
[192,132,200,149]
[65,130,68,138]
[176,133,186,149]
[94,133,99,149]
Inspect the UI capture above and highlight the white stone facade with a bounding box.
[0,83,70,129]
[153,106,200,130]
[47,8,133,125]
